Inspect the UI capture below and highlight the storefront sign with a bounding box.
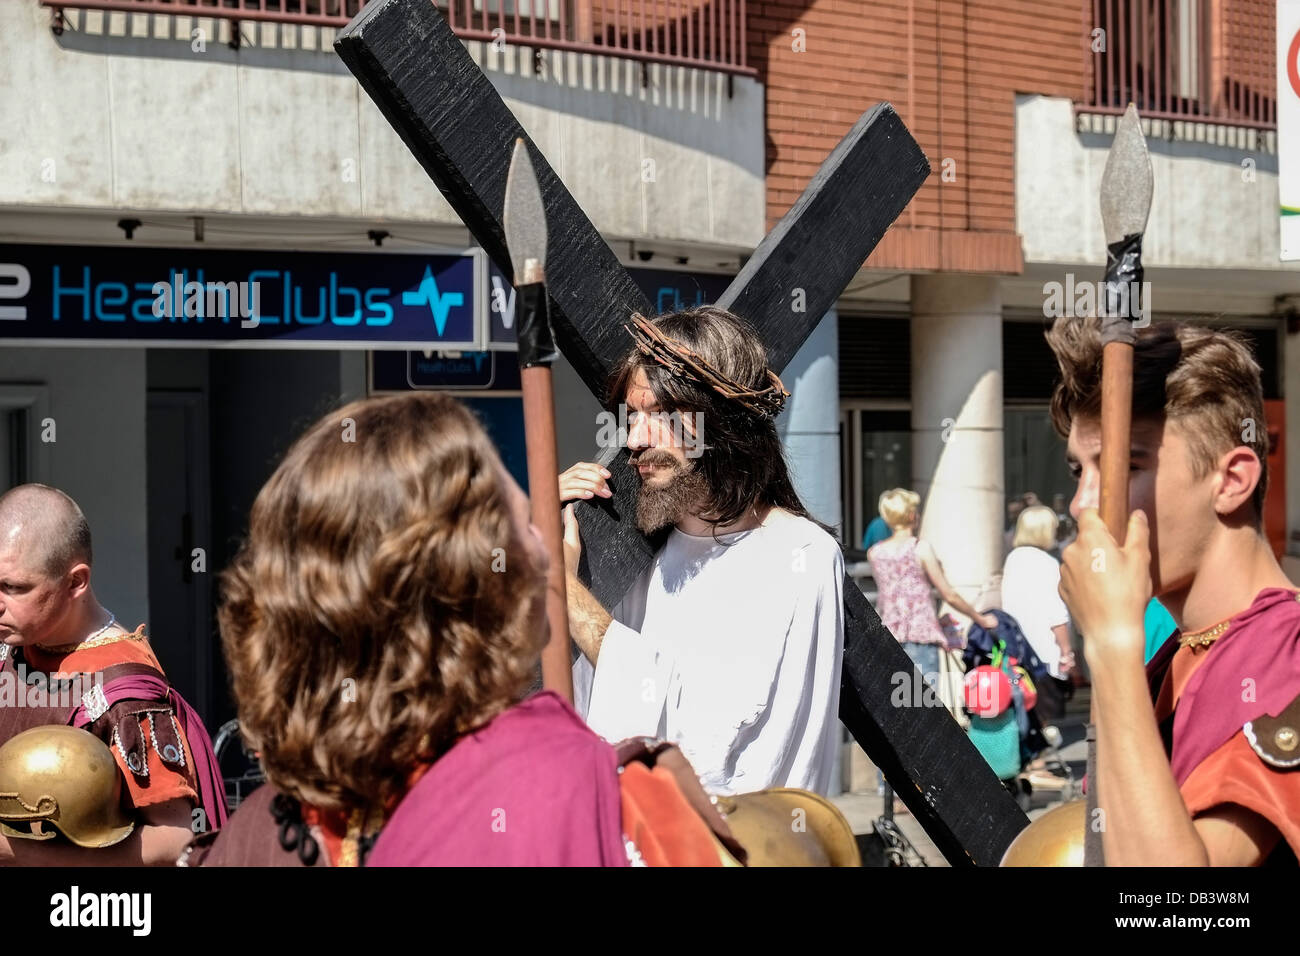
[0,243,487,349]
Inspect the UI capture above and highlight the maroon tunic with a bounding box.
[1146,587,1300,863]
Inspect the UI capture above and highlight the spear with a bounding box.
[1089,103,1154,866]
[504,138,574,702]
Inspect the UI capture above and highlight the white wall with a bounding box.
[0,4,765,251]
[776,310,842,531]
[0,347,149,629]
[1016,94,1300,559]
[1016,94,1300,274]
[911,275,1004,616]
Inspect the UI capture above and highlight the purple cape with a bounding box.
[1146,587,1300,786]
[367,691,628,867]
[72,673,229,829]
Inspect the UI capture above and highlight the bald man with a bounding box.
[0,484,225,865]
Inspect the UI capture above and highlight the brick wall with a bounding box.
[1219,0,1277,125]
[749,0,1089,272]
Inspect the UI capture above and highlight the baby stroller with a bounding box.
[962,610,1075,810]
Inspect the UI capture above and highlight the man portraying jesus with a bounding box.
[1050,317,1300,866]
[563,306,845,795]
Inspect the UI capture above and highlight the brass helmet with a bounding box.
[0,725,135,849]
[1000,798,1086,867]
[716,788,861,867]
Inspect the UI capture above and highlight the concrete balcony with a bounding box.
[1014,94,1299,318]
[0,1,765,254]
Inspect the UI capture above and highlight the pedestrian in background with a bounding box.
[868,488,997,682]
[1000,504,1074,722]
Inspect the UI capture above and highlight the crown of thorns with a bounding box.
[623,312,790,419]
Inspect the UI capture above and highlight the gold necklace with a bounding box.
[338,804,386,867]
[1178,619,1231,649]
[1178,591,1300,649]
[36,615,128,652]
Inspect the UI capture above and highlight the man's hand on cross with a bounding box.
[559,462,613,503]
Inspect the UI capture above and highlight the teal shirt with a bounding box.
[1143,598,1178,664]
[862,516,891,552]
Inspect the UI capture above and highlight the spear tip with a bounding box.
[1100,103,1154,244]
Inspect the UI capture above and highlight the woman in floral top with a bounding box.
[867,489,998,682]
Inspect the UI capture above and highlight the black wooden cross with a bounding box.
[336,0,1027,865]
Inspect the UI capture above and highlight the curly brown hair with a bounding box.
[218,392,547,813]
[1045,315,1268,521]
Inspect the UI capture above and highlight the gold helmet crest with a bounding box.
[0,725,135,849]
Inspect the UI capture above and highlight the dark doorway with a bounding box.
[146,390,213,724]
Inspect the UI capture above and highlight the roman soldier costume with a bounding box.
[0,625,226,849]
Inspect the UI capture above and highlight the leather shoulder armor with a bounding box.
[87,663,188,779]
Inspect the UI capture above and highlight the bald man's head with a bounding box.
[0,484,93,580]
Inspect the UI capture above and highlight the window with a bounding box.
[0,385,52,492]
[1,408,28,489]
[1085,0,1275,127]
[1003,404,1078,541]
[840,406,911,550]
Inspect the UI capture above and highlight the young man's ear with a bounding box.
[1213,446,1263,518]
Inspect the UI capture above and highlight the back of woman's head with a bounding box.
[1013,505,1060,552]
[218,392,546,812]
[878,488,920,530]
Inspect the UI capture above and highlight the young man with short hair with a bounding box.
[1050,317,1300,866]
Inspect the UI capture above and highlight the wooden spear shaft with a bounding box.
[506,138,574,702]
[521,359,575,701]
[1098,346,1134,542]
[1090,102,1153,867]
[1088,339,1134,867]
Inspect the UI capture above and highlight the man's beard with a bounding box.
[631,450,709,534]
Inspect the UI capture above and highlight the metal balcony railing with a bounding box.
[1081,0,1276,129]
[41,0,754,76]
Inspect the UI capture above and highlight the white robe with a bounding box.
[572,509,844,795]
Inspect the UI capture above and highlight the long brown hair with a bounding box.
[607,306,815,530]
[218,392,546,812]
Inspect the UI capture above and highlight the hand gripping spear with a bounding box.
[1000,105,1152,868]
[1087,103,1155,867]
[504,139,574,702]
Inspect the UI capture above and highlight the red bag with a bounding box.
[964,665,1012,717]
